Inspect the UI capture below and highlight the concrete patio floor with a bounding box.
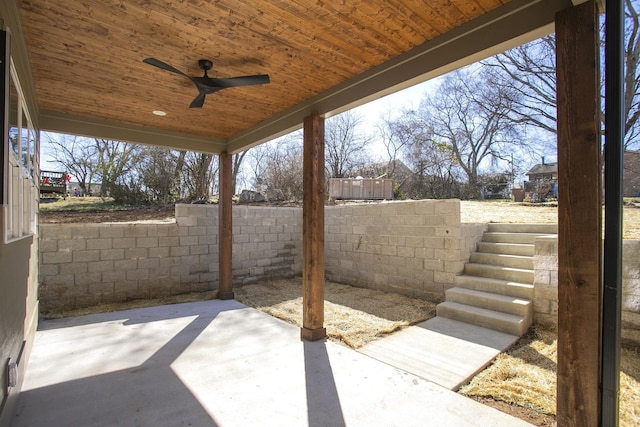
[359,316,519,390]
[13,300,532,427]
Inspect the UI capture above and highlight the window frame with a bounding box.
[3,30,39,243]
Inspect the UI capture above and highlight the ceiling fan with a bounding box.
[143,58,270,108]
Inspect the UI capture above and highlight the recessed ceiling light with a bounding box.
[153,110,167,116]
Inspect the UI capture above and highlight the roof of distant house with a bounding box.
[527,162,558,176]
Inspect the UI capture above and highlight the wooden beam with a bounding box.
[556,2,602,425]
[218,151,234,300]
[301,113,326,341]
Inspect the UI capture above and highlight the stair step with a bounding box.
[477,242,534,257]
[469,252,533,270]
[454,275,534,299]
[437,301,531,336]
[487,223,558,234]
[464,263,534,284]
[482,232,547,244]
[445,287,532,317]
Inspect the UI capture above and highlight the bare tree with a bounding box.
[94,138,141,198]
[623,0,640,148]
[483,0,640,149]
[182,153,217,201]
[325,110,373,178]
[45,133,98,196]
[483,36,557,136]
[377,111,412,177]
[232,151,248,194]
[245,143,271,191]
[261,135,304,201]
[138,146,182,203]
[414,67,521,198]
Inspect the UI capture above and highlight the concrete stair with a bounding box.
[436,223,557,336]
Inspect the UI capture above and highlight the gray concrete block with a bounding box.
[149,247,170,258]
[123,225,148,238]
[69,226,100,239]
[73,250,100,263]
[158,236,179,247]
[76,272,103,286]
[100,249,125,261]
[112,237,136,249]
[137,237,159,248]
[86,238,113,250]
[88,260,114,273]
[59,262,88,275]
[126,268,149,281]
[138,258,160,269]
[114,259,137,271]
[42,251,73,264]
[125,248,148,259]
[99,227,125,239]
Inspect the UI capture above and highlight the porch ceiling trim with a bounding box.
[39,110,226,154]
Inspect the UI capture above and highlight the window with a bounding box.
[3,32,38,242]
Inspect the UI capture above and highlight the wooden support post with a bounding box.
[556,2,602,425]
[301,113,326,341]
[218,151,234,300]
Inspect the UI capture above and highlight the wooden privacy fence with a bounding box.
[328,178,393,200]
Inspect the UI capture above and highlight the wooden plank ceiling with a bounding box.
[12,0,562,153]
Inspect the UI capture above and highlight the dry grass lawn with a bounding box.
[460,200,640,239]
[234,278,436,348]
[459,326,640,427]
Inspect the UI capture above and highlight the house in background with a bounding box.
[524,151,640,200]
[526,158,559,182]
[524,158,558,201]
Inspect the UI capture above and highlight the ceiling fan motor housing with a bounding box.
[198,59,213,71]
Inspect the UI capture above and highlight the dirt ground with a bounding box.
[39,203,176,224]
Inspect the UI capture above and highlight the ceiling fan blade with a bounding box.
[189,92,206,108]
[143,58,191,78]
[201,74,270,88]
[145,57,269,108]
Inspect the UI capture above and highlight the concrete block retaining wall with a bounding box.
[38,200,640,345]
[325,199,486,301]
[39,200,483,311]
[534,236,640,344]
[39,204,302,312]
